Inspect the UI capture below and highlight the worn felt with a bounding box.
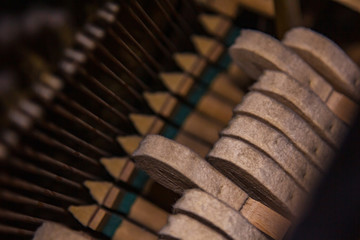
[33,222,93,240]
[159,214,227,240]
[132,135,248,210]
[208,136,306,217]
[222,114,322,192]
[229,29,333,102]
[283,27,360,102]
[234,92,335,171]
[229,29,358,125]
[252,71,348,148]
[174,189,268,240]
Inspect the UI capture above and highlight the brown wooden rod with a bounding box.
[0,174,85,205]
[77,64,140,113]
[30,130,100,167]
[37,71,119,130]
[79,26,151,91]
[7,109,104,168]
[0,208,44,225]
[183,0,203,19]
[6,157,85,190]
[59,75,129,123]
[80,53,143,107]
[105,27,230,117]
[153,0,190,44]
[73,33,144,106]
[33,84,117,144]
[112,22,163,71]
[151,0,198,52]
[36,74,127,141]
[105,6,211,85]
[0,190,67,215]
[93,28,161,89]
[55,90,122,135]
[168,0,203,34]
[16,103,108,160]
[123,5,174,59]
[101,21,187,91]
[95,42,150,91]
[129,0,202,65]
[161,0,194,35]
[38,120,110,157]
[106,28,160,81]
[0,224,34,237]
[18,146,97,181]
[51,103,115,144]
[130,0,178,52]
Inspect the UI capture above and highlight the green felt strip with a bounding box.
[172,104,192,126]
[131,170,150,190]
[162,124,179,139]
[201,66,220,85]
[117,192,137,215]
[218,53,232,69]
[225,27,241,46]
[187,84,208,105]
[102,213,123,238]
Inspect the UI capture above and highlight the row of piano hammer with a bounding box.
[132,27,360,240]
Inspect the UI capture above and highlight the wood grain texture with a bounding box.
[241,198,291,240]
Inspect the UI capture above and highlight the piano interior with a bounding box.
[0,0,359,239]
